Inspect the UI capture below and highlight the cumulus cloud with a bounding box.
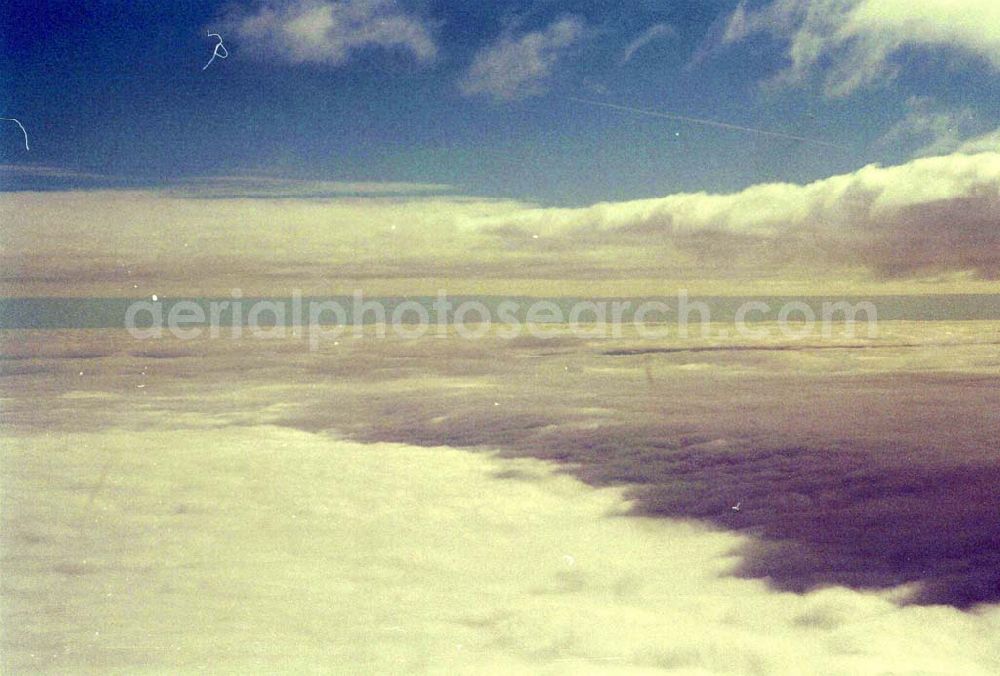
[620,23,675,65]
[225,0,437,65]
[459,17,585,101]
[724,0,1000,96]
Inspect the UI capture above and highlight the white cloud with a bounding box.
[459,17,586,101]
[724,0,1000,96]
[620,23,675,65]
[226,0,437,66]
[5,412,1000,673]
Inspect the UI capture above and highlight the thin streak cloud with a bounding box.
[620,23,675,65]
[568,97,845,148]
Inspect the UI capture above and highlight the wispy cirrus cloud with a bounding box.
[620,23,675,65]
[224,0,437,66]
[724,0,1000,96]
[878,96,983,158]
[459,16,586,101]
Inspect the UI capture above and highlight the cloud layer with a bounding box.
[725,0,1000,96]
[241,321,1000,609]
[3,147,1000,297]
[226,0,436,65]
[3,329,1000,671]
[460,17,585,101]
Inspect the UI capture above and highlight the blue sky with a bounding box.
[3,0,998,206]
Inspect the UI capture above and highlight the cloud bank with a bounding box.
[725,0,1000,96]
[3,148,1000,296]
[477,149,1000,279]
[225,0,437,65]
[460,17,586,101]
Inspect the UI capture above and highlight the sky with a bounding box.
[2,0,998,203]
[2,0,1000,296]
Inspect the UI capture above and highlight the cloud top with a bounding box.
[479,149,1000,279]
